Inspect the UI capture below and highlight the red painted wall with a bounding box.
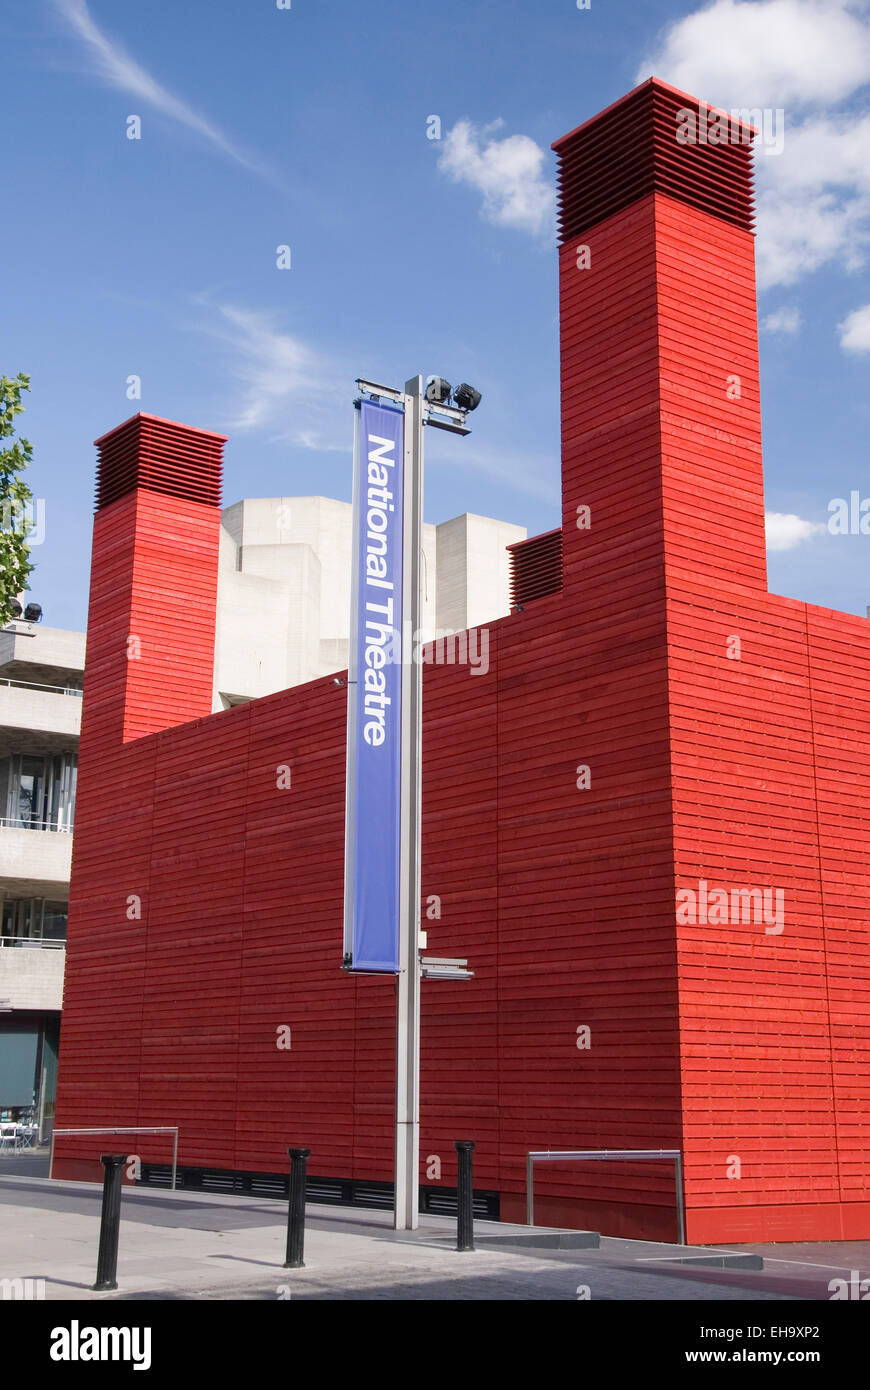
[55,82,869,1243]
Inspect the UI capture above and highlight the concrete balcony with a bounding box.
[0,940,65,1012]
[0,826,72,897]
[0,681,82,739]
[0,623,85,689]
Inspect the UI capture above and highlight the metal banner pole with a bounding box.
[394,376,424,1231]
[350,372,476,1231]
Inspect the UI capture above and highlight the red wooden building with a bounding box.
[54,79,870,1243]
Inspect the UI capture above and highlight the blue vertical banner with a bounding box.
[344,398,405,971]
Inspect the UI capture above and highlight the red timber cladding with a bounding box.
[654,190,835,1238]
[655,194,767,590]
[666,585,836,1240]
[655,193,867,1238]
[121,490,220,741]
[418,642,500,1193]
[501,191,683,1236]
[59,735,156,1157]
[56,640,502,1190]
[77,496,139,754]
[88,412,224,743]
[58,588,684,1231]
[57,491,147,1167]
[237,680,356,1177]
[806,606,870,1235]
[667,586,870,1241]
[559,195,665,597]
[59,201,686,1228]
[141,707,251,1168]
[56,83,870,1238]
[56,416,226,1172]
[494,582,682,1238]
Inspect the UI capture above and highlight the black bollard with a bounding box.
[454,1140,476,1252]
[92,1153,128,1291]
[284,1146,311,1268]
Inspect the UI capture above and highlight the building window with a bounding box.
[0,752,77,831]
[0,898,68,947]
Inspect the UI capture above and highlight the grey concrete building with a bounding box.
[212,497,524,708]
[0,620,83,1137]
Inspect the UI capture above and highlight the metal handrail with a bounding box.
[0,816,73,833]
[50,1126,179,1191]
[526,1148,686,1245]
[0,935,66,949]
[0,677,82,696]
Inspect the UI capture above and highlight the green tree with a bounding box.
[0,373,36,623]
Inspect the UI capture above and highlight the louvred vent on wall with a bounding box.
[508,528,563,607]
[94,413,225,511]
[552,78,755,243]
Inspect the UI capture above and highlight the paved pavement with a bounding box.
[2,1169,868,1300]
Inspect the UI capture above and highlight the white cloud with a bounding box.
[437,119,555,238]
[838,302,870,350]
[766,108,870,191]
[765,511,826,548]
[50,0,269,179]
[190,299,348,450]
[762,305,802,333]
[636,0,870,109]
[755,111,870,286]
[637,0,870,289]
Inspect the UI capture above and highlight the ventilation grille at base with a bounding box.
[138,1164,499,1219]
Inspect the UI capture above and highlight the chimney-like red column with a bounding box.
[553,79,766,598]
[82,412,225,747]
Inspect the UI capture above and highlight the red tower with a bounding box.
[55,81,870,1242]
[59,413,225,1146]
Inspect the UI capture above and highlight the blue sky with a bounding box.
[3,0,869,629]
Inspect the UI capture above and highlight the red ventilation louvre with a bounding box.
[508,528,563,607]
[552,77,755,242]
[94,412,225,511]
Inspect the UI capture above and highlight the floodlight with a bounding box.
[453,383,482,412]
